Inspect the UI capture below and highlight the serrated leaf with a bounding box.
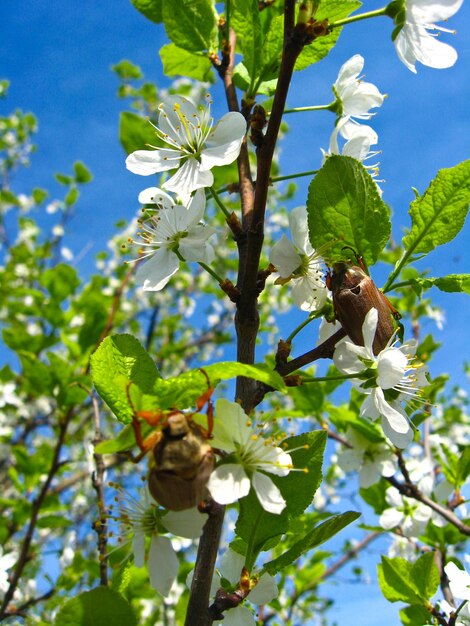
[232,0,262,88]
[54,587,137,626]
[264,511,360,574]
[159,44,213,81]
[295,0,362,71]
[204,362,287,392]
[457,447,470,486]
[307,155,391,265]
[73,161,93,184]
[94,425,136,454]
[161,0,217,53]
[409,274,470,295]
[399,604,433,626]
[377,556,422,605]
[410,552,440,601]
[129,0,162,24]
[90,334,160,424]
[277,431,327,517]
[403,160,470,255]
[235,489,289,558]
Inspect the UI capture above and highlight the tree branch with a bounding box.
[0,409,74,619]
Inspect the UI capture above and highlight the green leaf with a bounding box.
[264,511,360,574]
[55,173,73,185]
[112,59,143,80]
[204,362,286,392]
[73,161,93,183]
[19,352,53,395]
[119,111,160,155]
[161,0,217,53]
[403,160,470,255]
[65,187,79,206]
[236,489,290,560]
[410,552,440,601]
[95,425,137,454]
[32,187,48,204]
[129,0,162,24]
[40,264,80,301]
[278,431,327,517]
[37,514,72,529]
[377,556,423,605]
[232,0,262,90]
[399,604,433,626]
[54,587,137,626]
[307,155,391,265]
[295,0,362,71]
[90,334,160,424]
[408,274,470,295]
[159,44,213,81]
[456,447,470,486]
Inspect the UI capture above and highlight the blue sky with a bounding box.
[1,2,469,623]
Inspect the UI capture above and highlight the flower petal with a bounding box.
[269,235,301,278]
[162,508,207,539]
[137,187,175,207]
[163,158,214,194]
[126,149,180,175]
[219,549,245,586]
[379,507,404,530]
[148,535,179,596]
[132,532,146,568]
[362,308,378,358]
[374,390,414,448]
[249,573,279,604]
[291,276,327,312]
[207,464,251,505]
[288,206,313,256]
[201,112,246,170]
[136,248,180,291]
[217,606,255,626]
[252,471,286,514]
[376,347,408,389]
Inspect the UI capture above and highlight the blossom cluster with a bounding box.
[125,94,246,291]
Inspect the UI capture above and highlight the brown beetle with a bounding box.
[127,371,215,511]
[326,249,400,355]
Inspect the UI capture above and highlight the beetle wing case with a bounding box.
[331,263,395,354]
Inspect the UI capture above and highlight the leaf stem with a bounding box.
[271,169,318,183]
[198,262,225,284]
[284,103,335,114]
[301,372,360,383]
[382,249,414,293]
[209,186,232,219]
[286,310,323,343]
[329,7,389,29]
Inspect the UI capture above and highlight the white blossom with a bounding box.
[393,0,463,73]
[334,308,428,448]
[115,486,206,596]
[0,547,17,593]
[269,206,328,312]
[333,54,385,123]
[337,429,397,488]
[127,188,216,291]
[379,487,431,536]
[445,562,470,602]
[126,94,246,195]
[207,399,293,514]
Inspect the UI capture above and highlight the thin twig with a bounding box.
[91,394,109,586]
[0,409,74,619]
